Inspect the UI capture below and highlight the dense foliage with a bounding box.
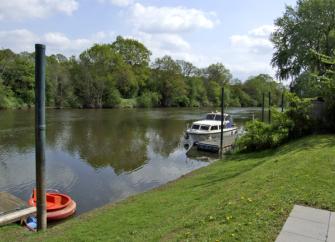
[0,36,284,109]
[243,0,335,153]
[271,0,335,80]
[237,110,293,151]
[237,90,326,152]
[312,52,335,131]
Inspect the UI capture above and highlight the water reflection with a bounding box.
[0,108,259,214]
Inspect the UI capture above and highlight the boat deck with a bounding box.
[0,192,36,226]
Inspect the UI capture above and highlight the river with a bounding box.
[0,107,260,214]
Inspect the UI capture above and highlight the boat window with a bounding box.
[215,115,222,121]
[219,125,226,129]
[192,124,200,130]
[206,114,215,120]
[211,126,218,130]
[200,125,210,131]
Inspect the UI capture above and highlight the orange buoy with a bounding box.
[28,189,76,221]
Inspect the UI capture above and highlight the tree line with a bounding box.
[0,36,284,109]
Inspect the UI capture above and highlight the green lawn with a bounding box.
[1,135,335,242]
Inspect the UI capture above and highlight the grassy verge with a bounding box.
[1,135,335,241]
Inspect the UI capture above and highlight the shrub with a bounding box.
[237,92,320,152]
[285,93,315,138]
[237,110,292,152]
[103,88,121,108]
[137,92,161,108]
[0,81,20,109]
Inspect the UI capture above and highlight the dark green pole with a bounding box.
[220,87,224,157]
[261,93,265,122]
[281,92,284,112]
[268,92,271,124]
[35,44,47,231]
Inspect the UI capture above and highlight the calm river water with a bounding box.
[0,108,260,214]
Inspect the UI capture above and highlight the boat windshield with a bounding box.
[214,115,222,121]
[191,124,200,130]
[206,114,215,120]
[200,125,210,131]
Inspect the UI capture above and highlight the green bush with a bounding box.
[237,110,292,152]
[103,88,121,108]
[0,81,21,109]
[285,93,315,138]
[237,93,319,152]
[137,92,161,108]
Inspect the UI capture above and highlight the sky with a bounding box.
[0,0,297,80]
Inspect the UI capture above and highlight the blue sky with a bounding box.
[0,0,297,80]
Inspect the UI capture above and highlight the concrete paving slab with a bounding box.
[276,231,323,242]
[290,205,330,224]
[327,212,335,242]
[282,216,328,241]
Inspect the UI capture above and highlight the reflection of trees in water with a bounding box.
[0,109,188,174]
[62,111,149,174]
[147,118,185,157]
[60,111,187,172]
[0,110,34,153]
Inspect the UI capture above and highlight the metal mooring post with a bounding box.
[220,87,224,158]
[261,93,265,122]
[268,92,271,124]
[281,92,284,112]
[35,44,47,231]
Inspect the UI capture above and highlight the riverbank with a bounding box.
[1,135,335,241]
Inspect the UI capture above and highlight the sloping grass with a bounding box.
[1,135,335,241]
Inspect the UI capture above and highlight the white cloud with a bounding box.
[224,25,276,79]
[122,2,219,67]
[0,0,78,20]
[136,32,190,52]
[44,32,92,54]
[230,35,272,49]
[99,0,134,7]
[0,29,115,56]
[129,3,218,33]
[248,25,276,37]
[230,25,275,51]
[0,29,39,52]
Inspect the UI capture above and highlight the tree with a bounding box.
[73,44,122,108]
[187,76,208,107]
[311,52,335,131]
[2,52,34,106]
[271,0,335,80]
[202,63,232,106]
[243,74,282,106]
[205,63,232,86]
[111,36,151,93]
[46,54,75,108]
[176,60,199,77]
[151,56,189,107]
[289,71,322,97]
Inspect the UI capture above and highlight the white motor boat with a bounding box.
[185,112,238,143]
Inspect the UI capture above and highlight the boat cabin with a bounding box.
[191,124,223,131]
[205,113,229,121]
[189,113,233,131]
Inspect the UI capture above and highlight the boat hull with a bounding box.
[186,128,238,143]
[28,190,76,221]
[47,200,76,221]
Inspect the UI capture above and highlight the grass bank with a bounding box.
[1,135,335,241]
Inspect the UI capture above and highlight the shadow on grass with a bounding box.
[192,135,335,189]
